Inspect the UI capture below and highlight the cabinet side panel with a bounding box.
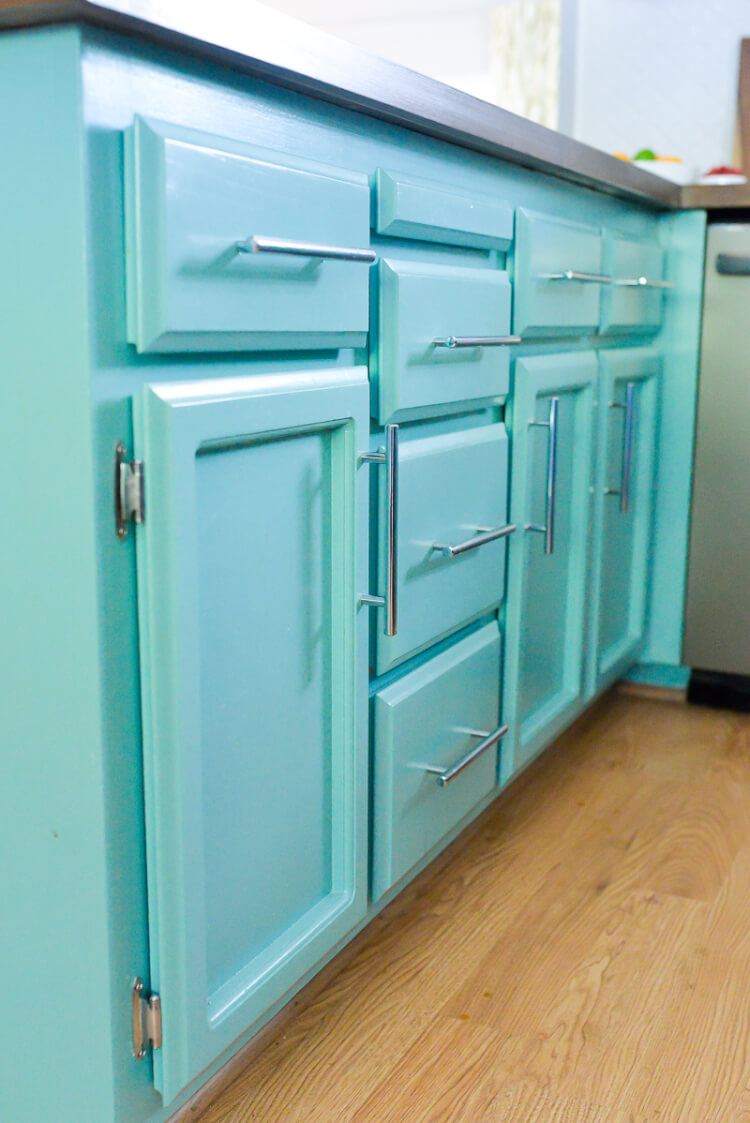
[0,28,116,1123]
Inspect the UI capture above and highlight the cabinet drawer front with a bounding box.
[374,259,512,421]
[513,209,603,337]
[126,116,372,353]
[375,423,510,674]
[372,622,503,900]
[600,232,666,334]
[373,168,514,250]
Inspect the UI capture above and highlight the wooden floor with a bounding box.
[195,693,750,1122]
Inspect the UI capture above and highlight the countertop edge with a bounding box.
[0,0,685,211]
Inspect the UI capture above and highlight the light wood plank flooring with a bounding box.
[193,693,750,1122]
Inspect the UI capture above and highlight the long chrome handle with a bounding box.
[541,270,612,284]
[716,253,750,276]
[359,424,398,636]
[433,335,522,349]
[384,424,398,637]
[606,382,637,512]
[425,724,509,787]
[526,396,559,555]
[433,523,516,558]
[237,235,376,264]
[620,381,636,514]
[613,275,674,289]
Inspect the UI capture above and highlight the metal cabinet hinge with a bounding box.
[131,977,162,1060]
[115,442,145,539]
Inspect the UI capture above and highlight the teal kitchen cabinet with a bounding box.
[600,230,668,335]
[373,421,512,674]
[131,369,370,1102]
[587,349,661,696]
[372,622,505,900]
[503,352,598,776]
[126,116,374,353]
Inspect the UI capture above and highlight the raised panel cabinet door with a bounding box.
[600,230,666,335]
[587,348,660,695]
[503,352,597,777]
[132,368,369,1104]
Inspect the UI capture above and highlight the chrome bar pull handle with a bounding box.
[433,335,522,348]
[358,424,399,636]
[613,275,674,289]
[541,270,612,285]
[237,235,377,264]
[424,724,509,787]
[384,424,398,637]
[433,523,516,558]
[526,396,559,555]
[620,381,636,514]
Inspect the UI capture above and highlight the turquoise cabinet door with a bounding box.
[375,422,510,674]
[372,622,503,901]
[600,230,666,335]
[132,369,369,1104]
[503,352,597,776]
[587,348,660,695]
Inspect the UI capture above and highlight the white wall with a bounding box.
[565,0,749,173]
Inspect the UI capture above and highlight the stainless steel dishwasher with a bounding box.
[685,223,750,705]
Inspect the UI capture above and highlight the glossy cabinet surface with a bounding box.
[132,370,369,1101]
[126,116,372,353]
[372,622,503,900]
[513,209,603,337]
[373,259,512,422]
[503,352,598,775]
[374,422,510,673]
[600,231,666,334]
[587,349,660,694]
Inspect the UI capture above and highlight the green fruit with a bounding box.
[634,148,656,160]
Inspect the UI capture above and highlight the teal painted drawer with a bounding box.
[373,259,513,422]
[375,422,511,674]
[513,208,604,337]
[125,116,372,353]
[373,168,513,250]
[372,622,504,900]
[600,230,667,334]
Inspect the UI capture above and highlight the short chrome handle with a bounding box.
[433,523,516,558]
[541,270,612,284]
[359,424,398,636]
[716,253,750,276]
[425,724,509,787]
[613,275,674,289]
[526,396,559,555]
[433,335,522,349]
[237,235,377,264]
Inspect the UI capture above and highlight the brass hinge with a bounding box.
[131,977,162,1060]
[115,442,145,539]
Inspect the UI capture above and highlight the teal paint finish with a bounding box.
[587,348,661,696]
[374,258,511,422]
[623,662,690,690]
[513,209,603,337]
[0,28,119,1123]
[372,622,502,900]
[0,23,700,1122]
[503,352,598,775]
[126,116,372,353]
[132,369,370,1103]
[600,230,664,334]
[375,422,509,673]
[373,167,513,250]
[641,210,707,666]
